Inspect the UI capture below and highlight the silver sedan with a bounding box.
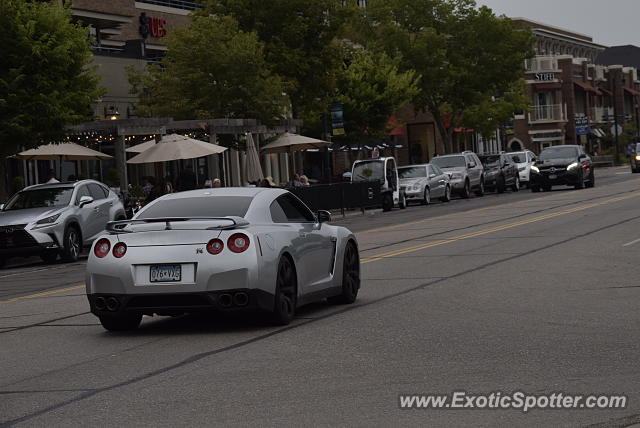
[85,188,360,331]
[399,164,452,205]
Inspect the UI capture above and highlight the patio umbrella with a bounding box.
[260,133,330,179]
[244,133,264,184]
[126,140,156,153]
[15,143,112,180]
[127,133,227,164]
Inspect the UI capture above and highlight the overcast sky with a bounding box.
[476,0,640,47]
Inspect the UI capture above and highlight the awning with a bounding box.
[600,88,612,96]
[590,128,606,138]
[574,80,599,94]
[624,87,640,96]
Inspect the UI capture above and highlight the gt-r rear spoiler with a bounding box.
[105,216,249,233]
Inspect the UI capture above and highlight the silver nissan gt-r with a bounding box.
[86,187,360,331]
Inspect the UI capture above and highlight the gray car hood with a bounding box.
[0,207,63,226]
[439,167,465,174]
[399,177,427,186]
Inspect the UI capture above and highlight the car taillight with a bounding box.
[113,242,127,258]
[228,233,250,253]
[94,238,111,258]
[207,238,224,255]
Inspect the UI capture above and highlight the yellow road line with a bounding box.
[361,192,640,264]
[0,285,85,304]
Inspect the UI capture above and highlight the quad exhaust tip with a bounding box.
[106,297,120,311]
[233,292,249,307]
[218,294,233,308]
[94,296,106,311]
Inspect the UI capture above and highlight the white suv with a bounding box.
[431,151,485,198]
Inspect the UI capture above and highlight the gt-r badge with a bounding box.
[196,248,203,254]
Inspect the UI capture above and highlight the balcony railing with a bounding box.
[528,104,567,123]
[136,0,202,10]
[590,106,614,123]
[525,56,559,73]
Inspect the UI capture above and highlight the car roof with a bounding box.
[543,145,580,149]
[158,187,286,200]
[435,153,466,158]
[399,164,429,168]
[21,179,104,191]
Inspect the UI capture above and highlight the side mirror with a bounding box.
[578,154,587,160]
[79,195,94,207]
[429,174,437,179]
[317,210,331,223]
[468,162,476,168]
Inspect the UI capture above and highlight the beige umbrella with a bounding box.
[15,143,112,180]
[244,133,264,184]
[126,140,156,154]
[127,133,227,164]
[260,132,330,154]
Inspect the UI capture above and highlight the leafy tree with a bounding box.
[0,0,102,199]
[333,48,419,143]
[129,15,286,122]
[356,0,534,153]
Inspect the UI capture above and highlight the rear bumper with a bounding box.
[87,288,275,316]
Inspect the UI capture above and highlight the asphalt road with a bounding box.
[2,166,640,427]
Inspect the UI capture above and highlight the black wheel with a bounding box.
[586,171,595,188]
[61,226,81,262]
[511,176,520,192]
[271,256,297,325]
[440,185,451,202]
[421,187,431,205]
[497,176,506,193]
[574,171,585,190]
[531,185,540,193]
[382,193,393,212]
[399,192,407,209]
[0,257,5,269]
[40,251,58,264]
[542,185,552,192]
[461,180,471,199]
[99,314,142,332]
[474,179,485,197]
[633,168,639,174]
[328,242,360,305]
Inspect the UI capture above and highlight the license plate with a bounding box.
[548,174,557,180]
[150,265,182,282]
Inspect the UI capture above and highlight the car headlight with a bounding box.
[635,155,640,161]
[35,213,61,226]
[530,165,539,173]
[567,162,579,170]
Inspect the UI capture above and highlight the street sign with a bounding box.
[575,117,589,135]
[330,103,345,136]
[610,124,623,135]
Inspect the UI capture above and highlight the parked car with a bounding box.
[509,150,536,187]
[85,188,360,331]
[431,151,485,198]
[478,153,520,193]
[530,145,595,192]
[352,157,407,211]
[0,180,126,267]
[630,143,640,173]
[398,164,451,204]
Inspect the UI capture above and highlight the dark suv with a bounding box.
[478,153,520,193]
[530,145,594,192]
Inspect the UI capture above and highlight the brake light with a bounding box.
[206,238,224,255]
[94,238,111,258]
[228,233,250,253]
[113,242,127,258]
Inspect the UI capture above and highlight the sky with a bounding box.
[475,0,640,47]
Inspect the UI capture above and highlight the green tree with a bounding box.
[0,0,102,199]
[201,0,357,124]
[333,48,419,143]
[129,15,286,122]
[357,0,533,153]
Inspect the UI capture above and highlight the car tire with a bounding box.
[531,185,540,193]
[574,171,585,190]
[497,176,506,193]
[461,180,471,199]
[474,179,485,197]
[440,185,451,202]
[422,187,431,205]
[382,193,393,212]
[633,167,639,174]
[328,242,360,305]
[271,256,297,325]
[61,225,81,262]
[542,185,552,192]
[99,313,142,332]
[399,192,407,209]
[511,176,520,192]
[40,251,58,264]
[0,257,5,269]
[586,171,595,188]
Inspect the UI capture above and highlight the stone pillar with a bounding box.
[270,154,280,184]
[114,135,128,194]
[229,149,241,186]
[263,154,272,178]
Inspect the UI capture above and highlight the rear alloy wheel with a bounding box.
[40,251,58,264]
[99,314,142,332]
[61,226,81,262]
[382,193,393,212]
[475,179,485,197]
[422,187,431,205]
[512,176,520,192]
[461,180,471,199]
[440,185,451,202]
[328,242,360,305]
[272,256,297,325]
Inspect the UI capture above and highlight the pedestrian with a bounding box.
[300,175,310,186]
[204,179,213,188]
[145,177,165,203]
[164,176,174,194]
[46,169,59,184]
[177,164,197,191]
[289,173,301,187]
[143,177,154,197]
[212,178,222,188]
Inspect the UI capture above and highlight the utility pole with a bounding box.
[613,74,621,164]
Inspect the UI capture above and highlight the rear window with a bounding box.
[137,196,253,219]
